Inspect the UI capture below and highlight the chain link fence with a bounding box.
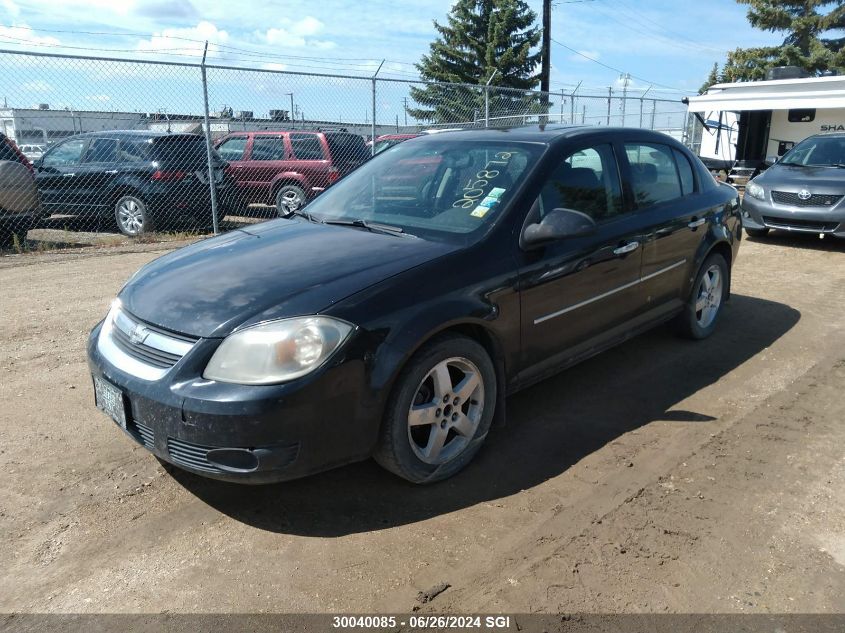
[0,49,689,249]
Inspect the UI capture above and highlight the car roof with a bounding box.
[409,125,681,147]
[63,130,203,141]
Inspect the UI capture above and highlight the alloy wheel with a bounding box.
[695,264,723,328]
[117,198,145,235]
[407,357,484,465]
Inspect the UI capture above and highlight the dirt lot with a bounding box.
[0,232,843,615]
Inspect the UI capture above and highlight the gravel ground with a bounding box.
[0,231,843,615]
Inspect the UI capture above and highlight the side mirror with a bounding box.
[522,207,597,248]
[32,158,42,170]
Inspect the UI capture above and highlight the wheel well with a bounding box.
[112,187,142,206]
[705,240,733,297]
[271,179,305,199]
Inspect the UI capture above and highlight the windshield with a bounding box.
[780,135,845,167]
[303,139,542,242]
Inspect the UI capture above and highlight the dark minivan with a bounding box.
[35,131,232,235]
[88,126,741,484]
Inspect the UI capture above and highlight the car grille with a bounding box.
[761,216,840,232]
[128,420,155,450]
[110,308,198,370]
[167,437,223,474]
[771,191,843,207]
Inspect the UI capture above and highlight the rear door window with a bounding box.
[82,138,118,163]
[117,140,150,163]
[624,143,683,206]
[289,133,325,160]
[251,137,285,160]
[217,136,248,161]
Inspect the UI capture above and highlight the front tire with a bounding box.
[373,334,497,484]
[676,253,729,340]
[745,227,769,238]
[115,195,152,236]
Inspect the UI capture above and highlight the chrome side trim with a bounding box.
[533,259,687,325]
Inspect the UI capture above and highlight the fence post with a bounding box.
[371,60,384,156]
[200,41,220,235]
[650,99,657,129]
[570,80,581,126]
[638,85,652,129]
[484,70,498,128]
[606,86,612,125]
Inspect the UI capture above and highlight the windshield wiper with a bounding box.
[288,209,319,223]
[321,218,410,237]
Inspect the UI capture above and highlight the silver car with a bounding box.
[741,132,845,239]
[0,134,43,245]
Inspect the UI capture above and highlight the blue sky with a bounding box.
[0,0,783,90]
[0,0,783,125]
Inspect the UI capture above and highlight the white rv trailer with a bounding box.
[686,74,845,181]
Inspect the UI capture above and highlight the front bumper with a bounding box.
[741,195,845,237]
[87,321,379,483]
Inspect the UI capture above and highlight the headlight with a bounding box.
[203,316,354,385]
[746,181,765,200]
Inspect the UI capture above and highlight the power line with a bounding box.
[550,37,686,91]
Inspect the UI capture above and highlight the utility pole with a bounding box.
[403,97,408,127]
[619,72,631,126]
[540,0,551,124]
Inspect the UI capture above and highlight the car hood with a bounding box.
[119,219,457,338]
[760,163,845,190]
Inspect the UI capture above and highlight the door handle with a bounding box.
[613,241,640,256]
[688,217,706,229]
[62,173,75,177]
[105,170,118,175]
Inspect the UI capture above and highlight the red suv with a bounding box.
[216,130,370,215]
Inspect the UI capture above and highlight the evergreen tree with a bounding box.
[699,62,722,94]
[723,0,845,81]
[408,0,541,124]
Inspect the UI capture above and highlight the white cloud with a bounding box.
[137,20,229,57]
[2,0,20,17]
[87,94,112,102]
[259,16,334,49]
[21,79,51,92]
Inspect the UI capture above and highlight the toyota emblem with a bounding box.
[797,189,812,201]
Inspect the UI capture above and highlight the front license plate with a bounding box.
[94,376,127,430]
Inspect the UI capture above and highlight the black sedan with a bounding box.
[87,126,741,484]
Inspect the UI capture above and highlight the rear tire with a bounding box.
[275,185,306,216]
[745,227,769,238]
[0,217,32,248]
[373,334,496,484]
[675,253,729,340]
[115,195,153,236]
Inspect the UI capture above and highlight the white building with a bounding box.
[0,106,145,145]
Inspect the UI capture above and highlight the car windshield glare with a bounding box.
[303,140,541,241]
[780,135,845,167]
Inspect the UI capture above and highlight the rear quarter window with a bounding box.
[152,136,222,166]
[325,133,369,163]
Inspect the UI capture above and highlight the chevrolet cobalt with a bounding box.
[88,126,741,484]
